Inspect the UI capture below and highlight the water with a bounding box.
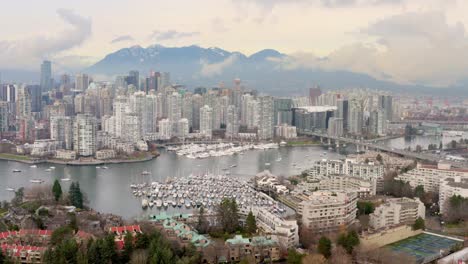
[0,146,343,219]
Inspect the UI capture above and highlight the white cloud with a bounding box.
[111,35,134,44]
[149,30,200,41]
[0,9,91,70]
[199,54,239,77]
[275,11,468,86]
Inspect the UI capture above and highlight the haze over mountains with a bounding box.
[2,44,466,96]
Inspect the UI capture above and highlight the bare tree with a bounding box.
[329,246,352,264]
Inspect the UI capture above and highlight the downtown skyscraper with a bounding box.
[40,60,52,92]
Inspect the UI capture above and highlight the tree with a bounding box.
[329,246,353,264]
[302,254,326,264]
[412,217,425,230]
[0,249,5,264]
[357,201,374,215]
[69,182,84,209]
[121,232,134,263]
[443,195,468,224]
[216,198,239,234]
[415,145,422,153]
[52,179,63,202]
[337,230,360,254]
[376,154,383,163]
[414,185,425,199]
[287,249,303,264]
[196,206,209,234]
[439,141,443,149]
[245,211,257,235]
[317,236,332,258]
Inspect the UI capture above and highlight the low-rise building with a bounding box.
[255,170,289,194]
[297,175,375,197]
[225,235,280,262]
[396,162,468,193]
[55,149,76,160]
[369,197,425,230]
[439,176,468,214]
[297,190,358,233]
[252,207,299,249]
[31,139,60,157]
[274,124,297,139]
[95,149,116,160]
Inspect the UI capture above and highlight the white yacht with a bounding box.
[12,169,21,173]
[61,178,71,182]
[30,165,37,168]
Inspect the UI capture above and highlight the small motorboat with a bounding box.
[45,169,52,172]
[49,166,56,170]
[60,178,71,182]
[5,187,15,192]
[102,166,109,169]
[12,169,21,173]
[96,166,101,169]
[30,165,37,168]
[141,171,151,175]
[30,179,44,184]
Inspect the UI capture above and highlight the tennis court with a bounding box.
[388,233,462,263]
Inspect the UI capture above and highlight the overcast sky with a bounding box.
[1,0,468,86]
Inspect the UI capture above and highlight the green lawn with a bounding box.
[0,153,31,161]
[286,140,320,146]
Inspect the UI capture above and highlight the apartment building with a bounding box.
[296,175,376,197]
[439,176,468,214]
[396,162,468,193]
[252,207,299,249]
[369,197,425,230]
[297,190,358,233]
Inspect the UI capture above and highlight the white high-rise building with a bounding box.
[241,94,254,126]
[75,74,89,91]
[167,92,182,132]
[177,118,189,138]
[182,93,193,129]
[258,96,274,140]
[200,105,213,139]
[246,99,259,129]
[113,96,129,138]
[225,105,239,138]
[348,99,363,135]
[16,85,31,119]
[73,114,97,156]
[50,116,73,150]
[0,101,8,132]
[124,113,141,142]
[158,119,172,140]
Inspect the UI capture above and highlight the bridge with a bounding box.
[299,130,468,169]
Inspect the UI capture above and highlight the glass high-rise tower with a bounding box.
[40,60,52,92]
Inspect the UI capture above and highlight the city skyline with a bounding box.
[2,0,468,87]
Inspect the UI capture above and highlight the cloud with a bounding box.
[0,9,91,70]
[111,35,134,44]
[211,17,229,32]
[149,30,200,41]
[199,54,239,77]
[274,11,468,86]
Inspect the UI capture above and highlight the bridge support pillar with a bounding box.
[320,137,324,144]
[327,138,331,145]
[356,145,361,153]
[336,140,340,148]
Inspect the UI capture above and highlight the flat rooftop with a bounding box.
[388,232,462,264]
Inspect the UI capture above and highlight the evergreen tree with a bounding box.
[216,198,239,233]
[52,179,63,202]
[0,249,5,263]
[245,211,257,234]
[376,154,383,163]
[196,206,209,234]
[75,182,84,209]
[317,236,332,258]
[69,182,76,206]
[337,230,360,254]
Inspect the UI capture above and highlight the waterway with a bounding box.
[0,145,343,219]
[0,134,463,219]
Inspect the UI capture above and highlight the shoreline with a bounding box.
[0,153,159,166]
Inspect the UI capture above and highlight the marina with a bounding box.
[130,173,287,214]
[167,142,280,159]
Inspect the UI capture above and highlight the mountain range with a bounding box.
[1,45,465,96]
[86,45,465,96]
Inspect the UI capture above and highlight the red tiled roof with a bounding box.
[109,225,141,233]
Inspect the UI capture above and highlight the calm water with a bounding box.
[0,146,343,219]
[0,134,461,219]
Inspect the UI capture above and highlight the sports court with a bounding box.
[388,232,463,263]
